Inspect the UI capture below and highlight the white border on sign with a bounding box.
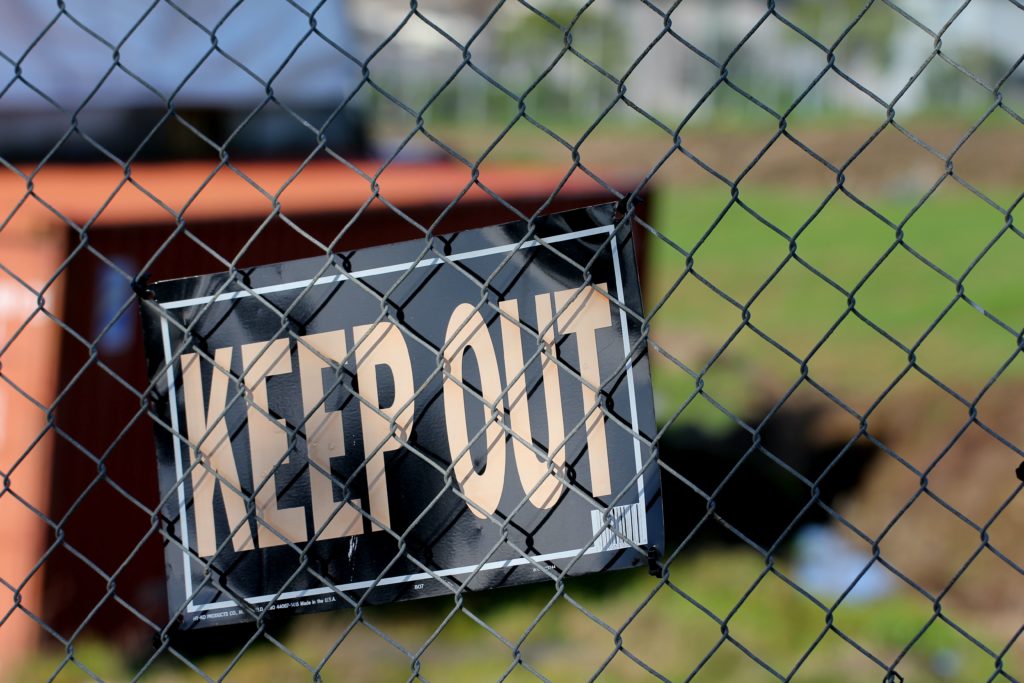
[158,224,647,613]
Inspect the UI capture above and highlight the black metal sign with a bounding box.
[141,204,662,630]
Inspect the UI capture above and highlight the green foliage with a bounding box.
[18,548,1020,681]
[777,0,897,58]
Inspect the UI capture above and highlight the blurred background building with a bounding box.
[0,0,367,160]
[5,0,1023,161]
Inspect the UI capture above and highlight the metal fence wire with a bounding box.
[2,0,1024,681]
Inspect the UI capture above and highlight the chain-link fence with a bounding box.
[2,0,1024,681]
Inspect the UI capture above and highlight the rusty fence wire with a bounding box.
[2,0,1024,681]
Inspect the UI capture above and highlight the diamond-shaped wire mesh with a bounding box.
[1,0,1023,681]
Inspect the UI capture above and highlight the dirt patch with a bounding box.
[839,377,1024,630]
[419,120,1024,198]
[658,372,1024,634]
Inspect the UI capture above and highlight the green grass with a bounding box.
[646,181,1024,432]
[19,547,1021,682]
